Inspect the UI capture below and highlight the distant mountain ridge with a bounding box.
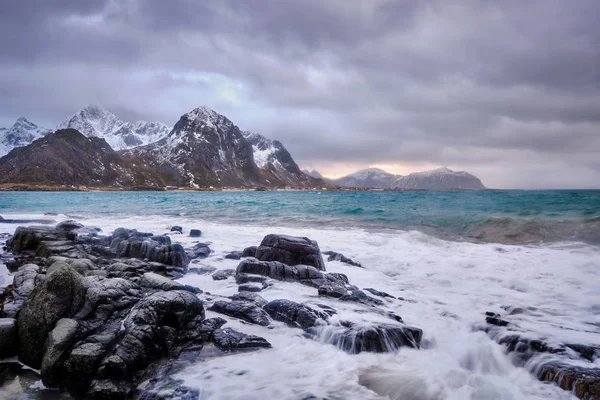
[323,167,486,189]
[57,105,171,150]
[0,129,163,187]
[0,117,51,157]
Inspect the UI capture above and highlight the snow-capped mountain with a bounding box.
[243,132,320,187]
[330,168,399,188]
[302,169,324,179]
[122,106,321,188]
[390,167,486,189]
[57,105,170,150]
[0,117,52,157]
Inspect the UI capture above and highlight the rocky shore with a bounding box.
[0,221,422,399]
[0,219,598,399]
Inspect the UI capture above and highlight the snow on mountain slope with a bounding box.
[57,105,170,150]
[330,168,399,188]
[0,117,51,157]
[242,131,321,187]
[390,167,486,189]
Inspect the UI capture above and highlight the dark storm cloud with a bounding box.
[1,0,600,188]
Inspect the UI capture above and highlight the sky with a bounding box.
[1,0,599,189]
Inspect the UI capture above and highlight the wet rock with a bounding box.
[140,273,202,294]
[486,316,509,327]
[323,323,423,353]
[318,282,349,298]
[229,292,268,307]
[12,264,40,297]
[208,300,271,326]
[236,258,326,287]
[7,226,68,253]
[323,251,363,268]
[565,344,600,362]
[225,251,243,260]
[212,328,272,351]
[339,290,384,306]
[150,235,171,245]
[212,269,236,281]
[535,361,600,400]
[241,246,257,258]
[188,243,211,259]
[189,229,202,238]
[41,318,80,387]
[238,283,264,292]
[170,226,183,234]
[255,234,326,271]
[56,220,84,232]
[116,239,189,268]
[263,299,329,329]
[364,288,395,299]
[0,318,18,358]
[235,273,268,285]
[18,262,88,368]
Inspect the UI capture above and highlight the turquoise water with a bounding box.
[1,190,599,244]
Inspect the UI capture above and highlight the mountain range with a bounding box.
[0,106,486,190]
[0,106,322,189]
[321,167,486,189]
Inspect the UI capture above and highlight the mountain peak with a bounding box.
[183,106,228,126]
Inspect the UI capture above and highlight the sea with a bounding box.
[0,190,599,400]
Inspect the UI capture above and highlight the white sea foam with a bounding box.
[1,212,598,399]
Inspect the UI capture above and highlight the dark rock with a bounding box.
[323,251,363,268]
[263,299,329,329]
[236,258,326,287]
[238,283,264,293]
[41,318,80,386]
[140,272,202,294]
[212,269,236,281]
[12,263,40,297]
[364,288,395,299]
[150,235,172,245]
[486,316,509,326]
[18,262,87,368]
[235,273,268,285]
[212,328,271,351]
[56,220,84,232]
[318,282,348,298]
[339,290,384,306]
[7,225,68,254]
[241,246,257,258]
[188,243,211,259]
[324,323,423,353]
[229,292,268,307]
[189,229,202,238]
[565,344,599,362]
[225,251,243,260]
[255,234,326,271]
[535,362,600,400]
[170,226,183,234]
[0,318,18,358]
[208,301,271,326]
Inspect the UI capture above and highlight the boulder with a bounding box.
[238,283,264,293]
[324,323,423,354]
[255,234,326,271]
[236,258,326,287]
[150,235,172,245]
[229,292,268,307]
[241,246,257,258]
[41,318,80,387]
[212,269,236,281]
[208,301,271,326]
[188,243,211,259]
[56,220,84,232]
[18,262,88,368]
[189,229,202,238]
[318,282,348,298]
[170,226,183,234]
[323,251,363,268]
[212,328,271,351]
[263,299,329,329]
[12,264,40,297]
[0,318,18,358]
[139,273,202,294]
[225,251,242,260]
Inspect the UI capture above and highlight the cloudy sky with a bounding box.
[1,0,599,188]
